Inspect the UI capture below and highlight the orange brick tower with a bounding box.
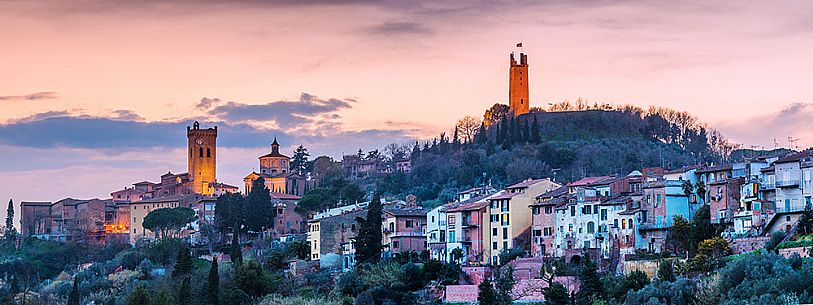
[187,121,217,195]
[509,49,529,116]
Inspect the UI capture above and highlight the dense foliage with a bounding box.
[371,105,735,203]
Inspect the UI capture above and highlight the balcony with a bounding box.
[638,220,672,231]
[760,183,775,191]
[776,179,800,188]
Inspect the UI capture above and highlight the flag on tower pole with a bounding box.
[516,42,522,47]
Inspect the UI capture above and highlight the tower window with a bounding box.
[190,148,192,158]
[207,148,211,158]
[199,148,204,157]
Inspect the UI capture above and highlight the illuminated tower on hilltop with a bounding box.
[509,46,529,116]
[187,121,217,195]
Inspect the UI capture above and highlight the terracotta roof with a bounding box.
[137,194,186,203]
[447,198,490,212]
[531,196,568,207]
[21,201,52,206]
[536,186,568,199]
[567,176,612,187]
[385,207,427,217]
[508,178,550,189]
[490,192,521,200]
[664,165,701,174]
[696,164,733,174]
[774,150,813,164]
[587,176,617,186]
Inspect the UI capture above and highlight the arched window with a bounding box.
[189,148,192,158]
[622,219,627,229]
[199,147,204,157]
[587,221,595,234]
[206,148,211,158]
[629,218,634,229]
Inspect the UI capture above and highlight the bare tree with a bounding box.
[456,116,482,143]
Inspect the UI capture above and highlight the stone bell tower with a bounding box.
[187,121,217,195]
[509,50,529,116]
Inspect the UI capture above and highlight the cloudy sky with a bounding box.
[2,0,813,212]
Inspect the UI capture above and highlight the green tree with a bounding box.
[690,237,732,272]
[67,277,80,305]
[171,245,193,278]
[667,215,692,257]
[543,281,570,305]
[656,260,675,282]
[208,258,220,305]
[477,278,498,305]
[799,202,813,235]
[215,192,244,237]
[128,285,151,305]
[354,194,383,265]
[231,224,243,267]
[450,247,464,264]
[682,180,694,220]
[495,266,516,305]
[245,178,274,235]
[694,181,706,204]
[287,240,310,260]
[179,276,191,305]
[4,199,17,241]
[290,145,311,175]
[142,207,197,239]
[575,255,605,305]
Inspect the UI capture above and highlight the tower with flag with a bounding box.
[509,43,529,116]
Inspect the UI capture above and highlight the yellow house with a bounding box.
[128,194,202,244]
[483,178,560,265]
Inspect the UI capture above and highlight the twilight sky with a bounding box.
[2,0,813,211]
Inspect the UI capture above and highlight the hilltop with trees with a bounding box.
[369,101,737,205]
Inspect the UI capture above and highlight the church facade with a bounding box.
[243,137,310,196]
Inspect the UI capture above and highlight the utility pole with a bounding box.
[788,137,800,151]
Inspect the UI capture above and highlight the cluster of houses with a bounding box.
[306,149,813,274]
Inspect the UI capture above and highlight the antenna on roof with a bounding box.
[788,136,800,151]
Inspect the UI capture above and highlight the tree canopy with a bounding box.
[142,207,196,239]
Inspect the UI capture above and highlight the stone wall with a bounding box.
[729,236,769,254]
[778,247,810,258]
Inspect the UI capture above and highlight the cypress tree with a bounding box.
[355,194,383,265]
[530,116,541,143]
[542,281,570,305]
[231,224,243,267]
[495,266,516,305]
[172,245,193,278]
[208,258,220,305]
[5,199,16,240]
[179,276,191,305]
[67,277,80,305]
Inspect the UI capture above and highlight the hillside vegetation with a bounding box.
[373,103,736,204]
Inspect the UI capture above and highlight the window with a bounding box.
[543,227,552,236]
[533,229,542,237]
[493,242,498,250]
[532,207,540,215]
[431,216,435,223]
[622,219,627,229]
[570,206,576,217]
[568,224,573,232]
[502,201,509,212]
[502,214,510,226]
[583,241,590,249]
[503,241,508,249]
[392,241,399,249]
[614,219,619,228]
[587,222,595,234]
[656,194,662,207]
[199,147,204,157]
[503,228,508,239]
[601,209,608,221]
[545,207,553,214]
[449,231,456,243]
[406,220,414,228]
[493,228,498,236]
[629,218,634,229]
[206,148,211,158]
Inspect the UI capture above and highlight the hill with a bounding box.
[371,104,736,205]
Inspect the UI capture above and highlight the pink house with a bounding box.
[383,207,427,255]
[270,192,305,236]
[530,186,568,257]
[446,199,490,264]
